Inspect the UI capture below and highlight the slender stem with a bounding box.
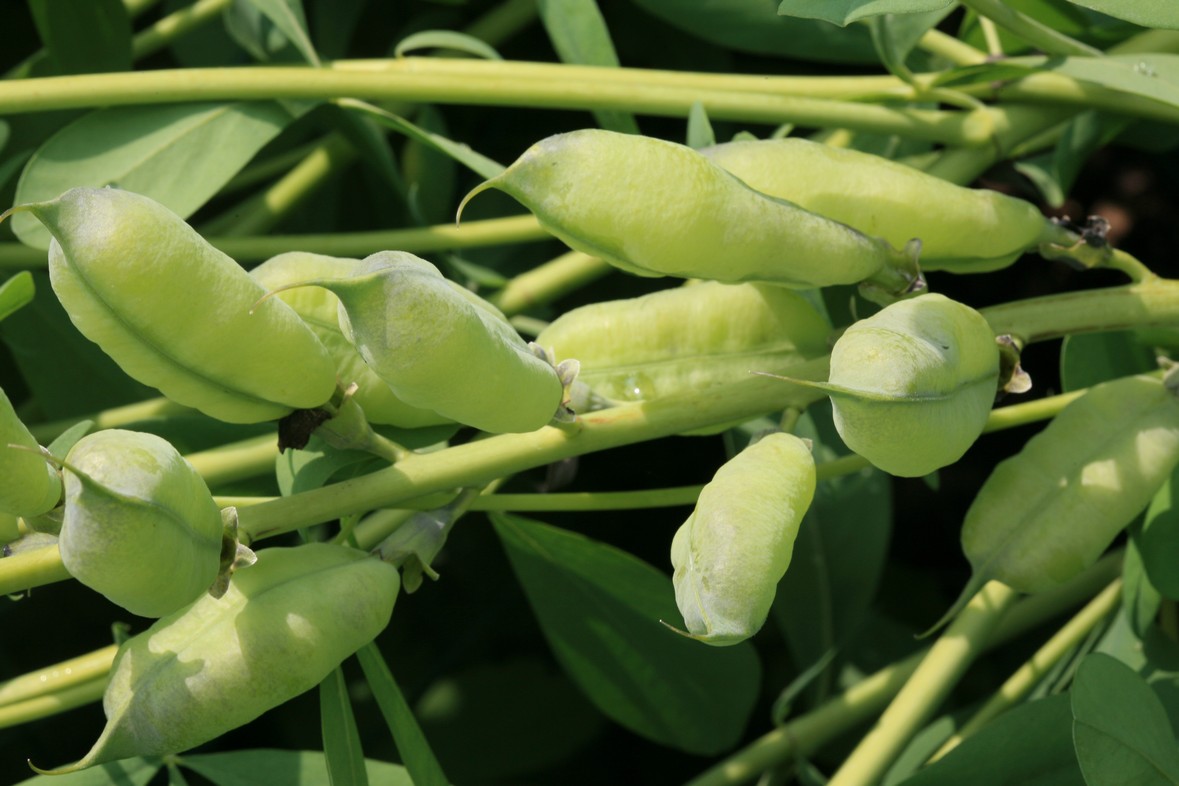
[0,645,118,708]
[463,0,539,46]
[958,0,1102,57]
[0,66,996,147]
[27,397,196,443]
[0,678,107,729]
[491,250,613,316]
[917,29,988,67]
[0,214,549,270]
[0,544,70,596]
[1107,249,1157,284]
[130,0,232,62]
[684,553,1121,786]
[825,581,1020,786]
[929,578,1122,761]
[184,434,278,489]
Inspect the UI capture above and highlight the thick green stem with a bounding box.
[0,645,118,709]
[491,250,612,316]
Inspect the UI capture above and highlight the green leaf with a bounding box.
[13,759,160,786]
[896,695,1085,785]
[772,405,891,701]
[180,750,413,786]
[1051,54,1179,114]
[537,0,640,133]
[231,0,321,66]
[310,0,369,59]
[1140,464,1179,600]
[355,643,450,786]
[276,436,384,496]
[1124,524,1163,638]
[1015,112,1129,208]
[1062,0,1179,29]
[0,271,34,324]
[27,0,131,74]
[12,102,297,251]
[1059,330,1157,393]
[491,512,761,755]
[1071,652,1179,785]
[320,668,369,786]
[686,102,716,149]
[777,0,954,27]
[394,30,503,60]
[403,106,459,226]
[630,0,879,63]
[869,7,956,82]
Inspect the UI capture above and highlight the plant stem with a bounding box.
[0,544,70,596]
[916,29,988,67]
[0,66,995,147]
[684,553,1121,786]
[826,581,1019,786]
[130,0,232,62]
[184,434,277,488]
[0,214,549,270]
[0,678,107,729]
[958,0,1102,57]
[0,644,118,708]
[491,250,613,316]
[928,577,1122,761]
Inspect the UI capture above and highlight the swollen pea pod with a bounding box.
[460,130,922,297]
[2,188,338,424]
[536,280,831,403]
[58,429,224,618]
[0,386,61,519]
[788,293,999,478]
[36,543,399,773]
[701,138,1058,273]
[249,252,450,428]
[264,251,565,434]
[961,374,1179,596]
[670,433,816,646]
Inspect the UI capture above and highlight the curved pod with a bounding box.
[962,374,1179,593]
[462,130,916,291]
[671,433,816,646]
[249,252,450,428]
[46,544,399,772]
[17,188,337,423]
[822,293,999,477]
[0,386,60,518]
[59,429,223,618]
[702,138,1052,273]
[537,280,831,402]
[306,251,562,434]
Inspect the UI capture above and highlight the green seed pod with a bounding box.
[6,188,338,424]
[249,252,450,428]
[58,429,223,618]
[40,544,399,773]
[0,386,60,519]
[461,130,919,293]
[962,374,1179,594]
[275,251,563,434]
[813,293,999,478]
[537,280,831,402]
[701,138,1054,273]
[671,433,816,646]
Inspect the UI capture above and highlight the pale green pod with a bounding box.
[11,188,338,423]
[671,433,816,646]
[819,293,999,477]
[537,280,831,402]
[461,130,918,292]
[0,386,60,518]
[298,251,562,434]
[249,252,451,428]
[702,138,1054,273]
[962,374,1179,594]
[58,429,223,618]
[42,544,399,773]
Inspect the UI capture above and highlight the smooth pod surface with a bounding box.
[249,252,450,428]
[824,293,999,477]
[50,544,399,771]
[463,129,915,291]
[962,374,1179,593]
[25,187,337,423]
[671,433,816,646]
[318,251,562,433]
[537,280,831,402]
[58,429,223,618]
[702,138,1052,273]
[0,386,60,518]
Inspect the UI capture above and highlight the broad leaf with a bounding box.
[13,758,159,785]
[537,0,640,133]
[12,103,296,250]
[492,512,760,755]
[1063,0,1179,30]
[1059,330,1156,392]
[27,0,131,74]
[896,695,1084,785]
[1051,55,1179,115]
[1071,653,1179,785]
[180,750,413,786]
[1141,464,1179,600]
[778,0,954,27]
[1016,112,1129,208]
[1123,525,1163,638]
[231,0,321,66]
[319,668,368,786]
[0,271,34,324]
